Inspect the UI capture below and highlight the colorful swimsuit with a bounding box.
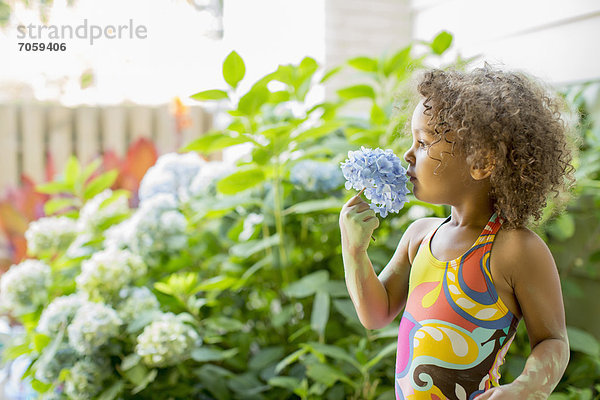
[395,212,519,399]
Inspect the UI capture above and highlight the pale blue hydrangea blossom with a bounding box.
[77,189,129,233]
[24,216,78,257]
[67,302,122,355]
[103,194,188,266]
[138,152,205,204]
[290,160,345,192]
[37,294,85,336]
[116,286,160,322]
[76,248,147,302]
[340,146,410,218]
[0,260,51,315]
[63,356,112,400]
[189,160,235,197]
[135,312,200,368]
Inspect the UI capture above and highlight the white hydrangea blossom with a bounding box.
[135,312,200,368]
[25,216,78,257]
[138,152,205,204]
[116,286,160,322]
[37,294,85,336]
[189,160,235,197]
[76,248,147,301]
[0,260,51,315]
[103,216,138,251]
[119,194,188,265]
[77,189,129,233]
[34,344,78,384]
[64,356,111,400]
[67,302,122,355]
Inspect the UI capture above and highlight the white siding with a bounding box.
[411,0,600,84]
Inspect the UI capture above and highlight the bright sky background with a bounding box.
[1,0,326,106]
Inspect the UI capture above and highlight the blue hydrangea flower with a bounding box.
[340,146,410,218]
[290,160,345,192]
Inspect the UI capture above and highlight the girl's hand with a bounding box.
[339,188,379,253]
[476,382,546,400]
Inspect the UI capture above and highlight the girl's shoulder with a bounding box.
[403,217,447,264]
[492,226,557,283]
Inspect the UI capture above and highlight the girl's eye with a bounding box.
[417,141,427,148]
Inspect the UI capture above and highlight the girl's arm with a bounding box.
[339,192,419,330]
[479,230,570,399]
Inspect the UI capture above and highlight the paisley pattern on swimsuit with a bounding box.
[395,212,519,400]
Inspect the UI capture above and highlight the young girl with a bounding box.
[340,66,574,399]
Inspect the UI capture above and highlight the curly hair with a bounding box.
[415,65,576,229]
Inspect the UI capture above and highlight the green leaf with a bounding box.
[32,333,51,353]
[196,275,238,291]
[305,361,356,388]
[132,369,158,394]
[320,66,342,84]
[191,89,229,101]
[275,347,309,373]
[83,169,118,200]
[283,198,341,215]
[223,51,246,89]
[120,354,142,371]
[43,197,77,215]
[230,234,280,258]
[337,84,375,100]
[547,213,576,241]
[238,85,270,116]
[370,104,387,125]
[430,30,453,55]
[284,270,329,298]
[64,155,81,185]
[567,326,600,357]
[383,46,412,76]
[305,342,361,371]
[97,380,125,400]
[292,122,343,144]
[191,347,238,362]
[249,346,285,371]
[268,376,302,392]
[0,2,11,27]
[348,56,378,73]
[364,342,397,371]
[310,291,330,336]
[36,181,73,195]
[217,167,266,195]
[182,132,252,154]
[333,299,360,323]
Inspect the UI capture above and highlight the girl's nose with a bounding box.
[403,146,414,164]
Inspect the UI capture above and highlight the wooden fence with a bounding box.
[0,103,213,192]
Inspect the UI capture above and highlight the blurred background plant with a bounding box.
[0,30,599,400]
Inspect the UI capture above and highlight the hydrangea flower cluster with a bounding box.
[340,146,410,218]
[135,312,200,368]
[138,152,205,204]
[77,189,129,233]
[63,356,112,400]
[24,216,78,257]
[76,248,146,302]
[104,194,188,266]
[37,294,85,336]
[290,160,345,192]
[116,286,160,322]
[67,302,122,355]
[0,260,51,315]
[34,344,78,384]
[189,160,235,197]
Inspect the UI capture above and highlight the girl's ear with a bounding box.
[470,154,495,180]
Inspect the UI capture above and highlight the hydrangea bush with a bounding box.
[0,41,530,400]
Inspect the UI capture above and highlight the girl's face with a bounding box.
[403,100,475,205]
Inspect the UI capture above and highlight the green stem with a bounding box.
[272,157,289,282]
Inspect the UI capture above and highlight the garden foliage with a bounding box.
[1,31,599,399]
